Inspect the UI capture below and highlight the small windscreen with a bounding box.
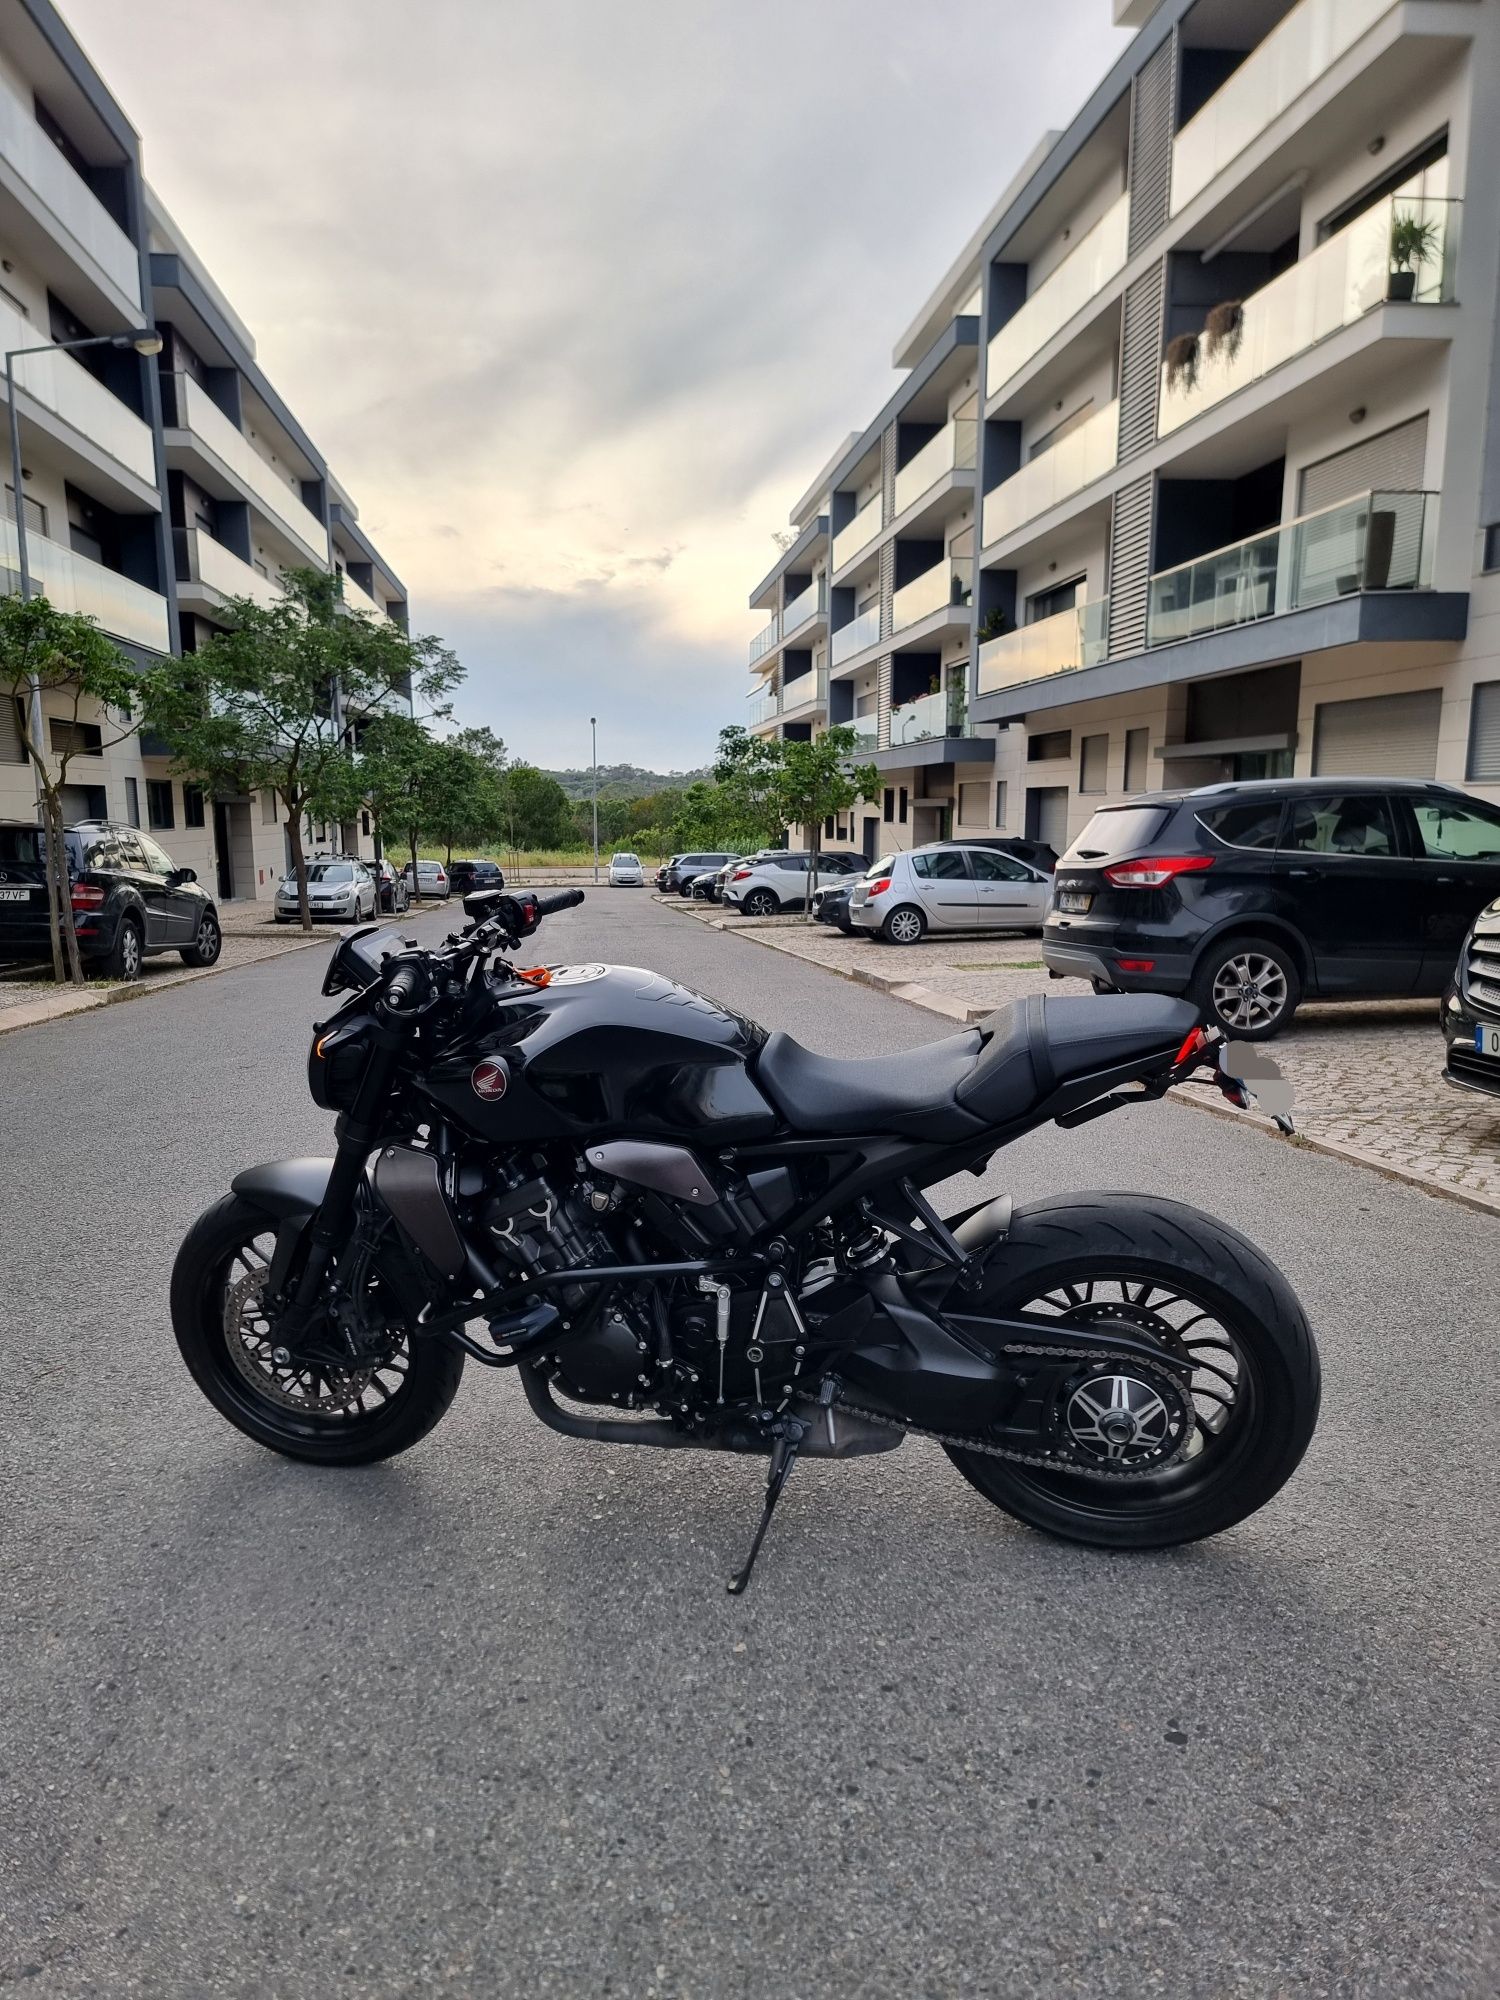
[308,862,354,882]
[1061,807,1170,865]
[614,854,639,865]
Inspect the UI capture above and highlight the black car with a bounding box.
[448,859,505,898]
[0,819,222,981]
[1440,896,1500,1097]
[811,879,859,932]
[1042,778,1500,1039]
[373,858,410,915]
[659,851,739,896]
[952,835,1059,873]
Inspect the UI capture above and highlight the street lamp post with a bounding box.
[590,716,599,885]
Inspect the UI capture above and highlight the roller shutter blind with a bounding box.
[1297,416,1428,514]
[1311,688,1442,777]
[1468,681,1500,782]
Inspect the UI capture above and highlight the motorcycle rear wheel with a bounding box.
[171,1193,463,1466]
[944,1192,1319,1549]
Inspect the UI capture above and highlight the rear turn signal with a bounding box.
[70,883,105,910]
[1102,854,1214,888]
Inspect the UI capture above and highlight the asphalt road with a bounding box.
[2,891,1495,1999]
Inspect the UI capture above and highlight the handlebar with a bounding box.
[383,961,430,1014]
[531,888,586,918]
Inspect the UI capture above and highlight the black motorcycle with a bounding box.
[172,889,1320,1592]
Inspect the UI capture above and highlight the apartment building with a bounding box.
[742,0,1500,864]
[0,0,410,901]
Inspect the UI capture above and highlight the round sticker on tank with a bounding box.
[470,1055,510,1102]
[546,964,611,986]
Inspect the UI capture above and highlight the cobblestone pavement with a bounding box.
[671,902,1500,1214]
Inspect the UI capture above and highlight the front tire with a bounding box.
[171,1193,464,1466]
[944,1193,1319,1550]
[180,910,222,966]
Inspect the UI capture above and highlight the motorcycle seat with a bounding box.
[754,993,1199,1142]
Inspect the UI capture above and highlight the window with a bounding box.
[183,786,206,828]
[307,862,355,882]
[1124,728,1149,794]
[771,855,807,872]
[824,816,835,839]
[1197,801,1285,849]
[114,828,148,870]
[1410,797,1500,861]
[971,848,1030,882]
[996,781,1008,827]
[882,788,895,824]
[147,779,175,830]
[1068,806,1170,860]
[958,780,990,827]
[361,811,371,837]
[898,788,908,823]
[1484,525,1500,574]
[1080,733,1109,793]
[261,791,278,825]
[1027,576,1082,623]
[124,775,141,827]
[3,484,47,536]
[1029,730,1071,762]
[50,718,103,755]
[138,831,176,877]
[1282,795,1396,857]
[1468,681,1500,782]
[911,850,970,881]
[82,829,125,871]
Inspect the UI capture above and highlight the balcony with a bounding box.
[982,398,1119,546]
[748,613,779,663]
[831,604,882,666]
[831,493,882,574]
[1146,489,1434,648]
[892,562,967,635]
[892,417,977,517]
[0,79,142,309]
[780,665,829,717]
[987,192,1130,399]
[3,516,170,652]
[167,373,328,565]
[850,718,879,754]
[889,686,969,747]
[0,295,156,487]
[1160,193,1459,438]
[1171,0,1394,215]
[748,688,781,728]
[177,526,284,611]
[976,596,1110,696]
[338,571,380,619]
[780,577,826,638]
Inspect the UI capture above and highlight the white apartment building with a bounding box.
[1,0,410,902]
[743,0,1500,863]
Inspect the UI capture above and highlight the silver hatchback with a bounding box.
[849,843,1051,944]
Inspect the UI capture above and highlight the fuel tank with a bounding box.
[420,962,781,1146]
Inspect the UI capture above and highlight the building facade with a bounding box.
[1,0,409,901]
[742,0,1500,863]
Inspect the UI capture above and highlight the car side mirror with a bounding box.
[167,866,195,886]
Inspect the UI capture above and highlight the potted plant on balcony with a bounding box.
[1388,213,1440,301]
[1165,331,1201,393]
[1204,299,1244,363]
[976,607,1009,644]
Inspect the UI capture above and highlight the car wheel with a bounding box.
[179,910,222,967]
[741,888,779,917]
[881,905,926,946]
[836,922,858,936]
[106,913,144,981]
[1194,936,1301,1040]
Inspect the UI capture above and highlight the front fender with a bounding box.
[232,1157,335,1220]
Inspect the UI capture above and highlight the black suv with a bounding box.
[1042,778,1500,1038]
[1440,896,1500,1098]
[0,819,223,980]
[448,859,505,898]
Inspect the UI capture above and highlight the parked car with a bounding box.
[608,851,645,887]
[400,859,450,900]
[686,869,720,899]
[276,858,379,925]
[811,879,860,933]
[373,858,410,916]
[849,842,1051,943]
[951,835,1059,873]
[0,819,221,980]
[1042,778,1500,1039]
[659,851,739,896]
[722,850,865,916]
[448,858,505,898]
[1441,895,1500,1097]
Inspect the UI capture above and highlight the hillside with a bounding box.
[541,763,709,803]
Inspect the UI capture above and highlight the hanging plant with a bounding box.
[1165,332,1201,392]
[1204,299,1244,363]
[976,606,1009,643]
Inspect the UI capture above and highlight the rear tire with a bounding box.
[882,904,926,945]
[105,912,143,981]
[1192,934,1301,1040]
[742,888,779,916]
[944,1192,1319,1550]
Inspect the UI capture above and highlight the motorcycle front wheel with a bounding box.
[171,1193,464,1466]
[945,1192,1319,1549]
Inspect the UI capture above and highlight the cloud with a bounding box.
[62,0,1130,766]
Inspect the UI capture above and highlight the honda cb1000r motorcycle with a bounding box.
[172,889,1319,1592]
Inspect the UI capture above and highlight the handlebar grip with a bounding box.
[383,961,429,1013]
[533,888,586,917]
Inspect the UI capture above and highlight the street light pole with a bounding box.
[590,715,599,885]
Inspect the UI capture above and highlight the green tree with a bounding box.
[496,764,573,855]
[355,713,432,893]
[143,568,463,930]
[0,594,146,984]
[772,726,880,919]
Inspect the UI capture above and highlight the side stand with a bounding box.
[727,1423,803,1596]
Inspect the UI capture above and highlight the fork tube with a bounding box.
[285,1035,404,1317]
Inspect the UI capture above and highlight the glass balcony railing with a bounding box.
[986,192,1130,399]
[850,718,879,754]
[1172,0,1394,215]
[748,688,781,728]
[0,296,156,486]
[889,686,969,746]
[982,398,1119,547]
[177,527,284,610]
[167,374,328,564]
[831,493,882,573]
[3,516,170,652]
[1160,192,1459,437]
[892,417,978,517]
[976,596,1110,695]
[1145,490,1435,648]
[0,80,142,307]
[780,577,826,637]
[831,604,882,665]
[748,613,780,663]
[891,563,968,633]
[780,665,829,714]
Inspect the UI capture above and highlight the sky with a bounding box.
[62,0,1131,774]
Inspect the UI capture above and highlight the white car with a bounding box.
[400,860,450,900]
[849,842,1051,944]
[721,851,864,916]
[274,858,378,924]
[608,851,645,886]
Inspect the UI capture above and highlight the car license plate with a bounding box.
[0,887,30,901]
[1056,891,1092,914]
[1475,1025,1500,1059]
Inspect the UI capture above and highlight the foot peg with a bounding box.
[727,1421,803,1596]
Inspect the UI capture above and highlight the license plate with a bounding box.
[1056,891,1092,914]
[0,887,30,901]
[1476,1025,1500,1059]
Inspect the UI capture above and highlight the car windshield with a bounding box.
[307,863,354,882]
[613,854,639,866]
[868,856,897,877]
[1062,807,1170,864]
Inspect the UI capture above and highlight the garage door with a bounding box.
[1311,688,1442,778]
[1026,785,1069,850]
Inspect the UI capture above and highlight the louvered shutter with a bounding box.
[1311,689,1442,777]
[1297,416,1428,513]
[1468,682,1500,782]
